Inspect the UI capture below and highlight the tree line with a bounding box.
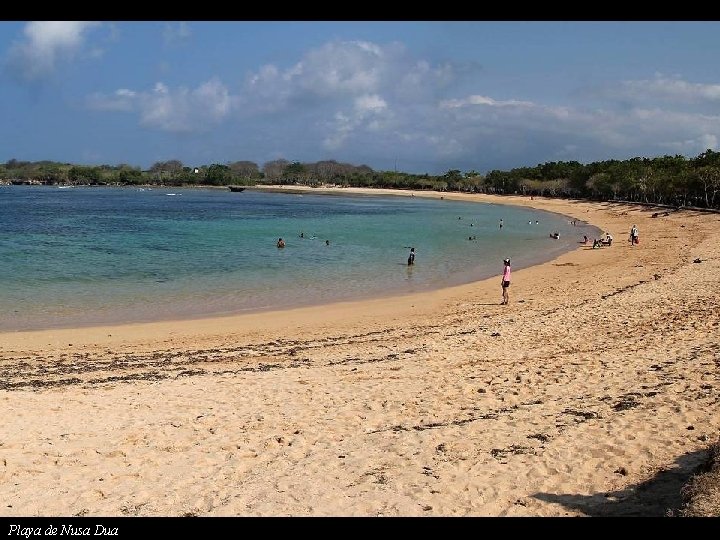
[2,150,719,209]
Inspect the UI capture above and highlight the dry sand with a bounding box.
[1,189,718,517]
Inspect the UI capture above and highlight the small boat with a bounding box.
[228,186,246,192]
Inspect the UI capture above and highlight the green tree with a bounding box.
[116,165,144,185]
[284,161,307,183]
[205,164,231,185]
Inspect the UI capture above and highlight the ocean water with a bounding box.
[0,186,599,331]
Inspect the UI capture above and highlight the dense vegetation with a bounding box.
[2,150,719,209]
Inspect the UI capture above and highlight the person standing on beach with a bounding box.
[501,258,511,305]
[630,225,639,245]
[408,247,416,266]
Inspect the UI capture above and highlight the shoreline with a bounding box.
[0,188,599,347]
[1,191,718,516]
[1,186,597,334]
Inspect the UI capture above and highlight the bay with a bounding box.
[0,186,598,331]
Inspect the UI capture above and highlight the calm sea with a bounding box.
[0,186,599,331]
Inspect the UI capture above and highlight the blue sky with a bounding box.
[1,21,719,175]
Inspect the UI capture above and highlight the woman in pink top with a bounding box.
[501,258,511,305]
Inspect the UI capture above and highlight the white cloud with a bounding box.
[619,74,720,103]
[192,79,233,120]
[590,74,720,109]
[354,94,387,114]
[322,93,391,150]
[86,40,459,151]
[244,64,292,113]
[323,112,354,150]
[660,134,719,154]
[242,41,457,151]
[440,95,534,109]
[6,21,101,80]
[87,78,234,133]
[83,38,720,172]
[243,40,410,106]
[429,87,720,169]
[294,40,385,95]
[394,60,455,102]
[700,133,719,151]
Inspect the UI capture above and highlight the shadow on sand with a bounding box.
[532,448,708,516]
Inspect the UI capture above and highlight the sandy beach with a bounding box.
[1,189,718,516]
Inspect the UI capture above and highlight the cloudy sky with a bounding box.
[1,21,719,174]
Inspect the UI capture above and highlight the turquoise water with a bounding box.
[0,186,598,331]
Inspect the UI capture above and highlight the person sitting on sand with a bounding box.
[604,233,613,246]
[277,238,285,248]
[583,235,588,244]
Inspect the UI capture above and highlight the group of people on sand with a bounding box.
[501,221,635,305]
[592,233,613,249]
[583,224,637,249]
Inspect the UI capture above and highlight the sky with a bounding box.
[1,21,719,175]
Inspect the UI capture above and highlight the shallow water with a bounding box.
[0,186,598,330]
